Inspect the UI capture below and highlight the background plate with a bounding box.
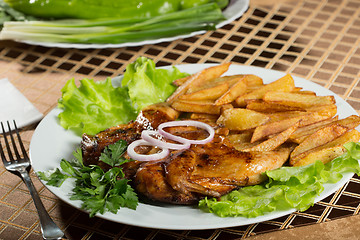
[30,64,356,230]
[17,0,249,49]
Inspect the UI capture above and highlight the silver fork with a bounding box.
[0,121,65,240]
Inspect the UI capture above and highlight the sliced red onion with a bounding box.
[158,120,215,145]
[127,120,215,162]
[127,139,169,161]
[141,130,191,150]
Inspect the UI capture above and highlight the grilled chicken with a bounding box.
[135,137,291,204]
[81,102,180,169]
[165,142,291,198]
[80,103,291,205]
[135,160,199,204]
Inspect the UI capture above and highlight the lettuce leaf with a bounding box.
[58,78,137,135]
[58,57,188,135]
[122,57,189,111]
[199,142,360,218]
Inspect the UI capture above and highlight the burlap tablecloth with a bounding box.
[0,0,359,239]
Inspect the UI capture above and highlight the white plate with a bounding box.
[16,0,249,49]
[30,64,356,230]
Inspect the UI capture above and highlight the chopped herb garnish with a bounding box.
[38,140,138,217]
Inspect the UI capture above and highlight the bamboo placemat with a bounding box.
[0,0,359,239]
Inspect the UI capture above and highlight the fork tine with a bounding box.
[0,123,7,163]
[12,121,29,160]
[7,121,22,160]
[1,122,14,161]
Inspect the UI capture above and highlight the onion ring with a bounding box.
[127,139,169,162]
[127,120,214,161]
[158,120,215,145]
[141,130,191,150]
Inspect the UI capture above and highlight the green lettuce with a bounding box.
[122,57,188,111]
[199,142,360,218]
[58,57,188,135]
[58,78,137,135]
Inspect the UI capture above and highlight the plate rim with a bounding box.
[29,63,357,230]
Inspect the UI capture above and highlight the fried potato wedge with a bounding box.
[267,110,310,122]
[215,77,247,105]
[289,116,339,143]
[188,74,243,93]
[172,75,191,87]
[252,105,337,142]
[291,146,347,167]
[290,124,348,159]
[244,74,263,88]
[142,102,180,120]
[293,90,317,95]
[263,91,335,108]
[242,121,299,152]
[251,116,302,143]
[290,129,360,166]
[171,100,222,115]
[336,115,360,129]
[246,99,305,113]
[235,74,295,107]
[290,115,360,143]
[190,113,218,120]
[179,83,229,101]
[217,108,269,131]
[167,62,231,103]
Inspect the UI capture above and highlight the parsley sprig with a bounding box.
[38,140,138,217]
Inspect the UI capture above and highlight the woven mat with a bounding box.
[0,0,360,239]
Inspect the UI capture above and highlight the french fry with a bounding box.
[289,116,339,143]
[188,74,254,94]
[252,105,337,142]
[290,115,360,143]
[217,108,269,131]
[290,129,360,166]
[292,90,317,95]
[220,103,234,114]
[251,116,303,143]
[167,62,231,103]
[290,124,348,159]
[215,77,247,105]
[179,83,229,101]
[246,99,305,113]
[291,145,347,167]
[168,65,360,169]
[244,74,263,88]
[297,104,337,126]
[141,102,180,120]
[291,87,303,92]
[171,100,222,114]
[267,110,310,122]
[336,115,360,129]
[172,75,191,86]
[190,112,218,121]
[242,121,299,152]
[263,91,335,108]
[235,74,295,107]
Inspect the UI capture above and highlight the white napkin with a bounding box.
[0,78,43,131]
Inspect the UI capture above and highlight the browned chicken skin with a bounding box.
[165,142,291,198]
[135,160,199,204]
[81,103,292,205]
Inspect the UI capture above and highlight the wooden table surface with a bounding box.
[0,0,360,239]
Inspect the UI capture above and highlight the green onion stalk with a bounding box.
[0,3,226,44]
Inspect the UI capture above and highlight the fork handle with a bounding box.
[19,169,65,240]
